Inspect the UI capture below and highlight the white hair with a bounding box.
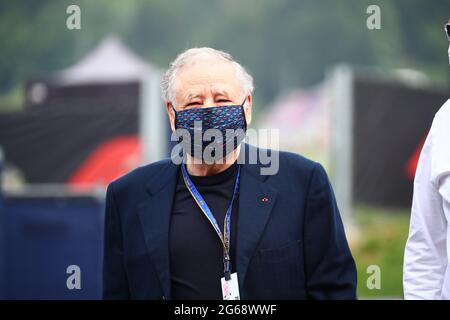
[161,47,254,102]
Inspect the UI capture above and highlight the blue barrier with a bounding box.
[2,195,104,299]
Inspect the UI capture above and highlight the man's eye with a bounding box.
[217,99,231,103]
[186,102,201,107]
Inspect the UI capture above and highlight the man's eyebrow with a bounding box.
[184,93,202,101]
[215,90,231,98]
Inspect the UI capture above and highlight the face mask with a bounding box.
[171,98,247,160]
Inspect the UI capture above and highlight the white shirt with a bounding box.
[404,99,450,299]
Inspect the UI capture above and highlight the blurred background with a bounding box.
[0,0,449,299]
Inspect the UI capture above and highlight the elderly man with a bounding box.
[102,47,357,300]
[403,21,450,299]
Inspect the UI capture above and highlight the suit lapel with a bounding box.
[137,161,178,299]
[236,146,278,291]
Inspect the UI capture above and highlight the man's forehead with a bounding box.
[177,60,236,81]
[175,61,241,100]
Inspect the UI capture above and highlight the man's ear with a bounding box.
[244,95,252,125]
[166,101,176,132]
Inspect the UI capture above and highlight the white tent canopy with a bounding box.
[57,35,158,85]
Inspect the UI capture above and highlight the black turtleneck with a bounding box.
[169,162,239,300]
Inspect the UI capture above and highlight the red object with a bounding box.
[404,134,427,180]
[67,135,141,191]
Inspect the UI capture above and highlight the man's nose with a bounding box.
[202,97,215,108]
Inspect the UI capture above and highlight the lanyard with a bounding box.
[181,163,241,279]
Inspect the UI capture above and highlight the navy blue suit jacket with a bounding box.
[103,144,357,299]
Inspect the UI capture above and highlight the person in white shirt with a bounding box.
[403,20,450,299]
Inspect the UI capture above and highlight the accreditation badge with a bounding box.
[221,272,240,300]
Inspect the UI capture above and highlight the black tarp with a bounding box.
[0,82,139,183]
[353,76,449,208]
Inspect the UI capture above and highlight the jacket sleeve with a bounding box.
[303,163,357,299]
[102,182,130,299]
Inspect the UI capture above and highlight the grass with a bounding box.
[349,206,410,299]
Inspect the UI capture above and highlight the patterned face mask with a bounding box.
[171,98,247,160]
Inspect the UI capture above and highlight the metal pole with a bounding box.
[139,70,167,164]
[327,65,354,226]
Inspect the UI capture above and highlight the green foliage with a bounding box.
[0,0,449,110]
[351,206,410,299]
